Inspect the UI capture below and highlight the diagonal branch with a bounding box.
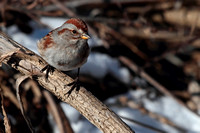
[0,32,134,133]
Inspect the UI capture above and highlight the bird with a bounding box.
[37,18,90,93]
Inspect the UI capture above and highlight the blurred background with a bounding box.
[0,0,200,133]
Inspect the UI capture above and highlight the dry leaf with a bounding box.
[16,75,35,133]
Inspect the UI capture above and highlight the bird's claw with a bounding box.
[41,65,55,81]
[66,77,80,96]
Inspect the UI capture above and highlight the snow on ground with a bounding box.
[144,96,200,132]
[112,107,179,133]
[81,52,131,84]
[129,90,200,133]
[5,17,200,133]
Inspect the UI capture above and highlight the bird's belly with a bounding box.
[43,45,89,71]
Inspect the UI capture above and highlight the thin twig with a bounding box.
[1,84,20,109]
[119,56,188,107]
[120,115,167,133]
[43,90,73,133]
[50,0,75,17]
[0,87,11,133]
[57,103,74,133]
[96,22,148,60]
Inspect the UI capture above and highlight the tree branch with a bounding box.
[0,32,134,133]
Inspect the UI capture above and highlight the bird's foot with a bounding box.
[40,65,55,81]
[66,77,80,96]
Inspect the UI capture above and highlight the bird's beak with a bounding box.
[81,34,90,40]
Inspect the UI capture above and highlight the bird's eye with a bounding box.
[72,30,77,34]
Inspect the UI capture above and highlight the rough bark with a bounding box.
[0,32,134,133]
